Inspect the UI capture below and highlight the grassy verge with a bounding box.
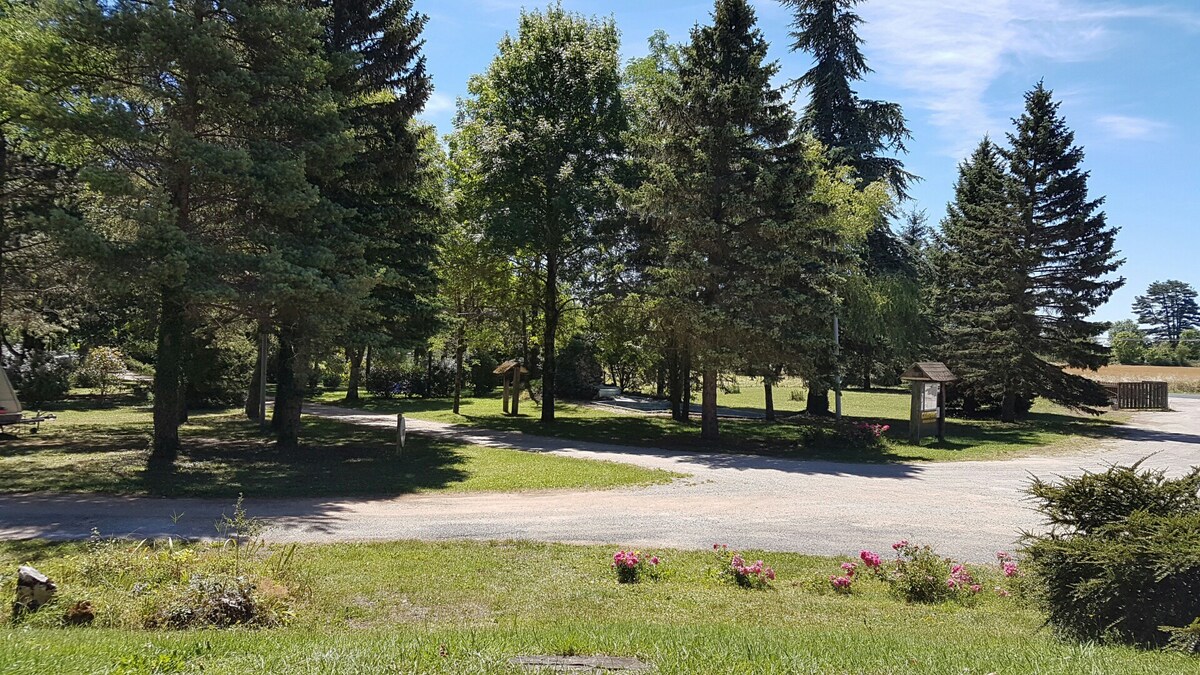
[314,383,1125,463]
[0,539,1191,674]
[0,395,678,497]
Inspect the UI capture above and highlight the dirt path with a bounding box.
[1,399,1196,562]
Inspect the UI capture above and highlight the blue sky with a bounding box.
[416,0,1200,325]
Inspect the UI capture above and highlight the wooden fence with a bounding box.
[1106,381,1170,411]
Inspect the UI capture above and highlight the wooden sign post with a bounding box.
[900,362,957,445]
[493,359,529,417]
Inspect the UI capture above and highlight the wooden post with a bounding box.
[502,369,511,415]
[909,381,922,445]
[511,369,521,416]
[936,383,946,443]
[396,413,405,456]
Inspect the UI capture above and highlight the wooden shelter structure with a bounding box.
[900,362,957,444]
[494,359,529,416]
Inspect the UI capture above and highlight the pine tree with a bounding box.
[5,0,341,461]
[781,0,918,414]
[935,139,1037,422]
[641,0,864,440]
[781,0,914,197]
[1133,280,1199,346]
[1004,82,1124,373]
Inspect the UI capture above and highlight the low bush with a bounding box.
[711,544,775,589]
[1023,462,1200,650]
[836,542,1009,604]
[611,549,662,584]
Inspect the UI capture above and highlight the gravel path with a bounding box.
[1,399,1196,562]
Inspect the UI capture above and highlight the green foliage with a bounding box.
[76,347,124,397]
[554,336,603,400]
[1180,328,1200,362]
[1023,463,1200,648]
[1134,280,1199,346]
[4,348,72,408]
[781,0,915,197]
[1111,331,1148,365]
[1144,343,1186,367]
[936,83,1122,420]
[456,4,627,422]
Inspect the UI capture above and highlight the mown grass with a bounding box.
[0,396,677,497]
[0,539,1192,674]
[314,380,1126,463]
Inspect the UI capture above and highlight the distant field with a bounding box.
[1068,364,1200,393]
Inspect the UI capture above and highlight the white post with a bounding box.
[396,413,405,456]
[833,315,842,420]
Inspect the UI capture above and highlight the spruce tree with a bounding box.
[5,0,341,461]
[642,0,862,440]
[781,0,918,414]
[1004,83,1123,375]
[935,139,1036,422]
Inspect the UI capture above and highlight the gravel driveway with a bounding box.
[1,399,1196,562]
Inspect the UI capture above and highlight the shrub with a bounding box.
[76,346,125,396]
[365,366,405,399]
[611,550,662,584]
[4,349,73,408]
[470,352,499,396]
[1110,331,1146,365]
[842,541,984,604]
[711,544,775,589]
[183,331,255,408]
[554,336,602,400]
[1023,463,1200,649]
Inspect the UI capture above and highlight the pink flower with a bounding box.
[969,584,982,593]
[766,568,776,581]
[859,550,881,568]
[650,556,660,566]
[841,562,857,576]
[892,540,909,551]
[1002,562,1019,577]
[996,551,1011,561]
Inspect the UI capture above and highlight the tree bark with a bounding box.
[244,349,262,419]
[655,363,666,399]
[272,325,303,451]
[152,285,186,463]
[701,367,719,441]
[345,346,364,402]
[453,324,465,415]
[764,378,775,422]
[1001,389,1017,423]
[541,251,559,423]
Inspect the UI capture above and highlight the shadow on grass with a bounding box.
[0,413,471,499]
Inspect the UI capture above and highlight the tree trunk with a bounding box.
[541,252,559,424]
[345,346,364,402]
[1001,389,1017,423]
[701,367,719,441]
[364,344,373,380]
[806,385,830,416]
[152,285,186,463]
[244,349,262,419]
[680,347,692,422]
[764,378,775,422]
[655,364,665,399]
[453,324,465,415]
[272,326,303,450]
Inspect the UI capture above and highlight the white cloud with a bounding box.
[421,91,456,117]
[855,1,1195,157]
[1096,114,1169,140]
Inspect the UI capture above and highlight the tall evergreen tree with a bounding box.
[456,5,627,423]
[781,0,917,414]
[641,0,864,440]
[781,0,913,197]
[4,0,341,461]
[1003,82,1124,373]
[937,84,1124,421]
[934,139,1037,422]
[1133,280,1199,346]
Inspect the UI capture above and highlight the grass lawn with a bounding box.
[314,379,1125,463]
[0,395,678,497]
[0,538,1191,674]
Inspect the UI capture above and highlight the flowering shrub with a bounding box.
[712,544,775,589]
[829,541,986,604]
[611,550,661,584]
[856,422,891,439]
